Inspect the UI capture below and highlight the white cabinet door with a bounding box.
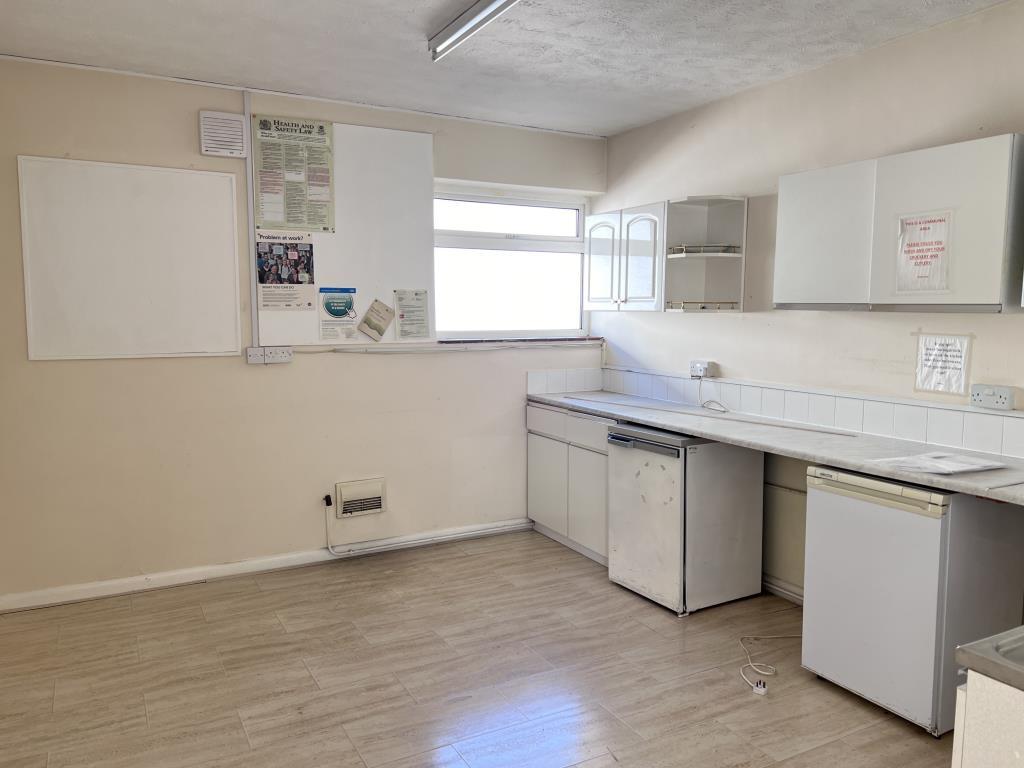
[568,445,607,557]
[583,212,621,311]
[869,135,1015,307]
[527,433,568,536]
[774,160,876,306]
[620,203,665,311]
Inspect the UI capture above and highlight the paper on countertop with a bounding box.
[869,451,1005,475]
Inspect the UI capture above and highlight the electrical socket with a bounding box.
[264,347,294,364]
[689,359,717,379]
[970,384,1015,411]
[246,346,293,365]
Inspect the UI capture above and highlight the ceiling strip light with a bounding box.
[428,0,523,62]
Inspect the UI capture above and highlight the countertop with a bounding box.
[528,391,1024,506]
[956,625,1024,692]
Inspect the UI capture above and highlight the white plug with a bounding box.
[689,359,717,379]
[753,680,767,696]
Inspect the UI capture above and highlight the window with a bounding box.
[434,196,585,337]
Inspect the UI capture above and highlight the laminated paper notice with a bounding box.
[358,299,396,342]
[256,231,316,311]
[253,115,334,233]
[394,289,429,340]
[916,334,969,395]
[319,288,357,342]
[898,211,951,293]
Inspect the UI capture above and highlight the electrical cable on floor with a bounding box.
[697,376,729,413]
[739,634,803,694]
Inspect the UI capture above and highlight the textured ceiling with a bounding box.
[0,0,1005,135]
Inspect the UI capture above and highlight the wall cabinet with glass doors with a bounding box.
[584,196,748,312]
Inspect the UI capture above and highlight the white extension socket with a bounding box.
[246,347,293,365]
[970,384,1015,411]
[689,359,717,379]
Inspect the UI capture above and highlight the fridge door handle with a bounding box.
[608,433,680,458]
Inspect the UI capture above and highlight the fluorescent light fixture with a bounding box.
[428,0,522,61]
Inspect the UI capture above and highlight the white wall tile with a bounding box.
[834,398,864,432]
[565,368,586,393]
[762,389,785,419]
[1002,418,1024,458]
[698,380,720,407]
[963,413,1004,454]
[527,370,547,395]
[808,394,836,427]
[893,405,927,442]
[635,373,653,399]
[741,386,763,415]
[666,377,687,403]
[680,378,700,405]
[546,369,567,394]
[621,371,638,395]
[862,401,895,437]
[720,383,743,412]
[927,409,964,447]
[585,368,603,391]
[784,391,810,423]
[651,375,668,401]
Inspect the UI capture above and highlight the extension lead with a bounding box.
[739,634,802,695]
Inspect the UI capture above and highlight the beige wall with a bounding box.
[0,59,603,596]
[592,0,1024,592]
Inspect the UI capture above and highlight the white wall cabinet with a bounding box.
[526,404,613,563]
[774,134,1024,311]
[584,203,665,312]
[774,159,877,307]
[869,134,1020,308]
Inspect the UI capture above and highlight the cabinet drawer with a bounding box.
[526,405,567,440]
[566,413,615,453]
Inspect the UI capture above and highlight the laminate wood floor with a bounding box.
[0,532,952,767]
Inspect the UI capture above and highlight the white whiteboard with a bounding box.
[18,156,240,360]
[256,123,435,346]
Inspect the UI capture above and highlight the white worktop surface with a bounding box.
[528,391,1024,506]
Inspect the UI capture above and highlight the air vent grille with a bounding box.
[342,496,383,515]
[335,477,387,519]
[199,111,248,157]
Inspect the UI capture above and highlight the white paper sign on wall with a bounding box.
[898,211,951,293]
[916,334,969,395]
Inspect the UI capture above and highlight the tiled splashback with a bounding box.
[529,366,1024,458]
[598,367,1024,459]
[527,368,604,396]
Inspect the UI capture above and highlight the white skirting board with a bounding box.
[762,574,804,605]
[0,518,533,614]
[532,522,608,566]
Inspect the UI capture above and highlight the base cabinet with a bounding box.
[526,405,612,563]
[568,445,608,557]
[527,433,568,536]
[954,671,1024,768]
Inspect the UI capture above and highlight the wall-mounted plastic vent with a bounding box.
[199,111,248,158]
[335,477,386,518]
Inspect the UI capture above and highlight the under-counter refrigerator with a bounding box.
[803,466,1024,735]
[606,423,764,615]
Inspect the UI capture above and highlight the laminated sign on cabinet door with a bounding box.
[897,211,952,293]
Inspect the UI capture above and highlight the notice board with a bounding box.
[18,156,241,360]
[254,123,436,346]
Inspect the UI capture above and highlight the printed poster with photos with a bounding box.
[252,115,335,233]
[255,231,316,311]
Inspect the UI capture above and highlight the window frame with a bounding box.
[433,192,588,340]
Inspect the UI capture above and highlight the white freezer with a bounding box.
[606,423,764,615]
[802,466,1024,735]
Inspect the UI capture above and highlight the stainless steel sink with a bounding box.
[957,625,1024,691]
